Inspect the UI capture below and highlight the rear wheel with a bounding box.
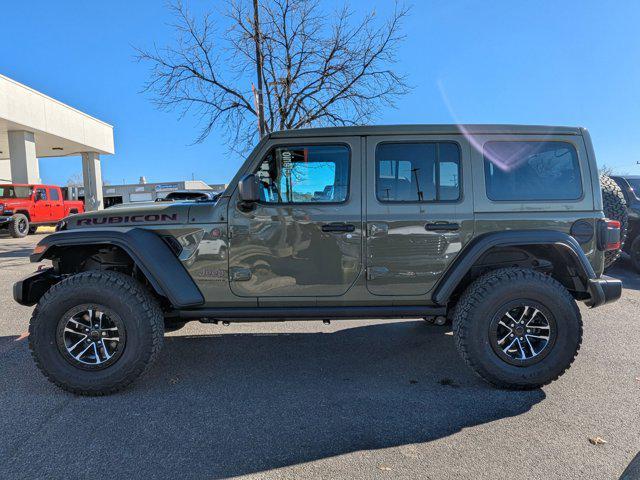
[9,213,29,238]
[28,271,164,395]
[453,268,582,389]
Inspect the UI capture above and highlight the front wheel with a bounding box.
[28,271,164,395]
[9,213,29,238]
[453,268,582,390]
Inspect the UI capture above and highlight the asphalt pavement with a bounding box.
[0,232,639,479]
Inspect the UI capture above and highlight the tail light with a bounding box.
[597,219,621,251]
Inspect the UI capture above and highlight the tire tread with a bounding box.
[28,271,164,396]
[453,267,582,390]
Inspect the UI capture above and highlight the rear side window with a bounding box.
[483,141,582,201]
[49,188,60,201]
[376,142,461,202]
[256,145,350,203]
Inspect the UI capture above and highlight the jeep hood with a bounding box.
[0,199,28,210]
[66,202,191,229]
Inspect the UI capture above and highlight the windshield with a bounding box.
[0,186,33,199]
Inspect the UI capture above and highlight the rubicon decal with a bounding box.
[76,214,178,225]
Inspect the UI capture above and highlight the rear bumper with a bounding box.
[586,275,622,308]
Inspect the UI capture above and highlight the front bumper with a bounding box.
[586,275,622,308]
[0,216,12,225]
[13,268,61,306]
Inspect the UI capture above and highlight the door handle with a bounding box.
[322,223,355,233]
[425,222,460,232]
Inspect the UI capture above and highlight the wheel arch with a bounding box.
[15,210,30,220]
[27,228,204,309]
[433,230,598,307]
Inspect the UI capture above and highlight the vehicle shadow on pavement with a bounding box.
[0,321,545,479]
[0,244,33,258]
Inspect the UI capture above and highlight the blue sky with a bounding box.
[1,0,639,186]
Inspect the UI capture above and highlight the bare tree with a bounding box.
[67,173,83,187]
[599,164,614,177]
[136,0,410,151]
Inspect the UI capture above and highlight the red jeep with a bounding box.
[0,184,85,238]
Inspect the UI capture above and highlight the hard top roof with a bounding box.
[269,124,583,138]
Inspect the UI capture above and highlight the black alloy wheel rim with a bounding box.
[56,305,126,370]
[489,302,557,366]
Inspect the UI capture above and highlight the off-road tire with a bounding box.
[29,271,164,395]
[453,268,582,390]
[630,236,640,274]
[9,213,29,238]
[600,175,628,269]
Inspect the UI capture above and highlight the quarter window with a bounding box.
[256,145,350,203]
[483,141,582,201]
[375,142,461,202]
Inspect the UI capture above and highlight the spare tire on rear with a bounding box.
[600,175,628,269]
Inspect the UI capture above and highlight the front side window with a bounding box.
[376,142,461,202]
[35,188,47,201]
[256,145,350,203]
[483,141,582,201]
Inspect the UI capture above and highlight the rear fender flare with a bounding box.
[432,230,597,305]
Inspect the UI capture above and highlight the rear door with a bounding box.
[48,187,64,220]
[227,137,363,300]
[365,135,474,296]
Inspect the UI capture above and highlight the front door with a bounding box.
[365,136,475,296]
[227,138,362,299]
[32,187,50,223]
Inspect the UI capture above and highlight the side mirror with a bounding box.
[238,174,260,203]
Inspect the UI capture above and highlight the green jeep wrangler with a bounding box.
[14,125,622,395]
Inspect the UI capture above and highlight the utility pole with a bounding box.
[252,0,266,137]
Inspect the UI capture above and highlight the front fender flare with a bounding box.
[31,228,204,308]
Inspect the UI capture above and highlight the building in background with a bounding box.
[0,74,113,211]
[68,180,226,208]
